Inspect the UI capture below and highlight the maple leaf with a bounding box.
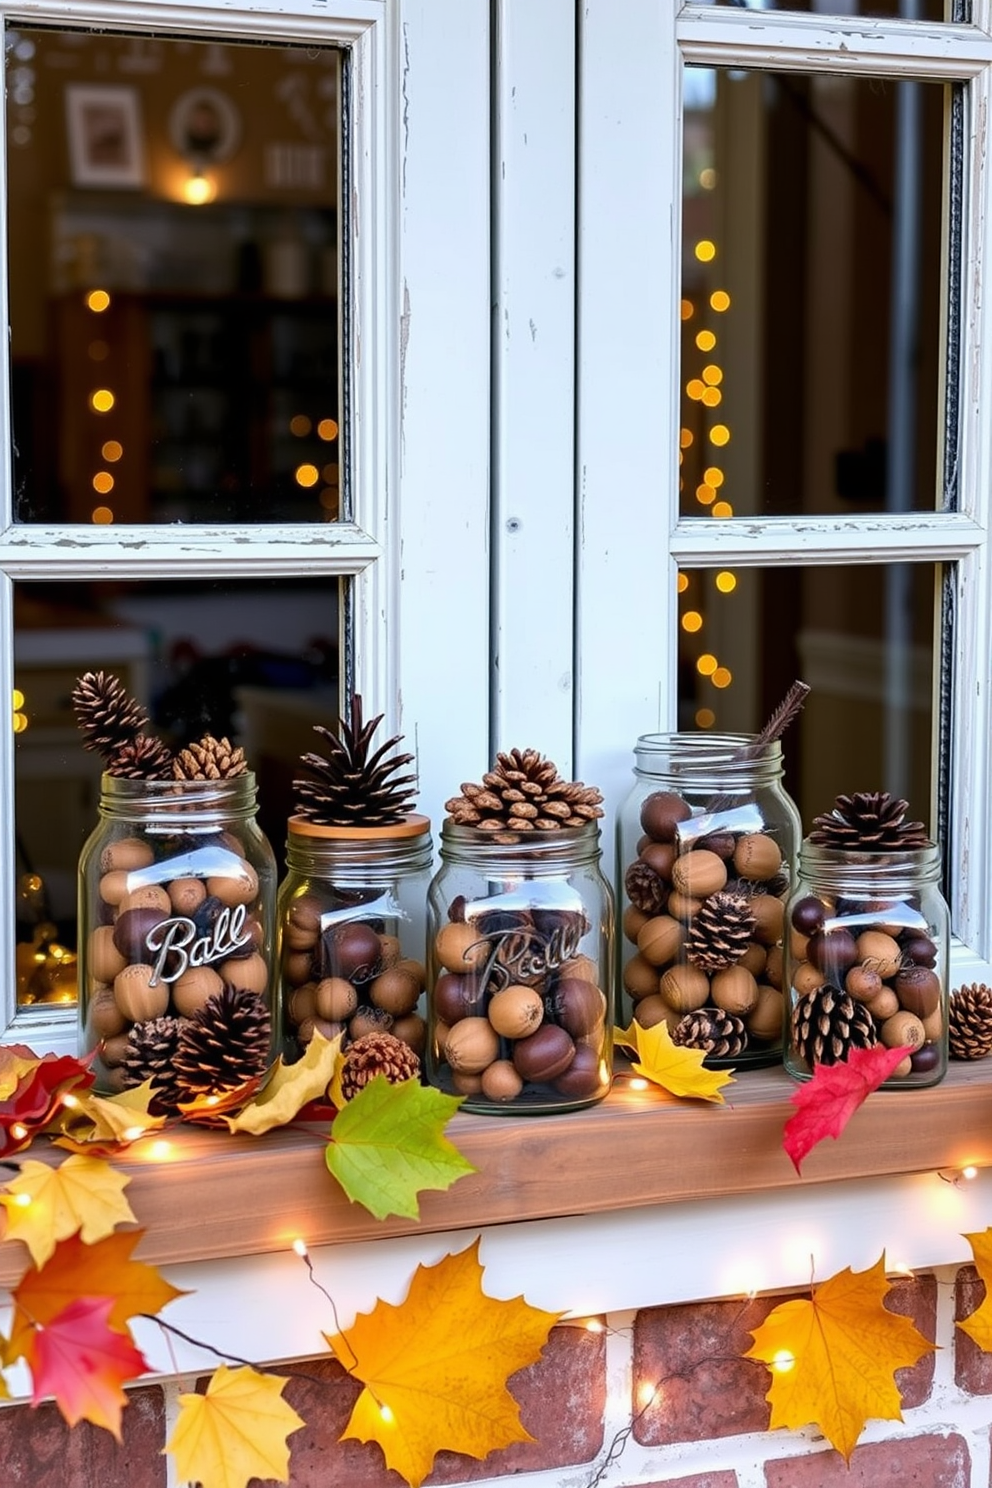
[0,1045,43,1100]
[31,1295,149,1438]
[956,1229,992,1352]
[325,1076,475,1221]
[56,1082,167,1150]
[615,1019,734,1103]
[328,1238,559,1487]
[0,1155,135,1267]
[745,1254,934,1461]
[0,1051,95,1156]
[225,1030,342,1135]
[167,1364,304,1488]
[782,1044,911,1175]
[178,1072,267,1126]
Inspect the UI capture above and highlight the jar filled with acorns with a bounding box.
[616,718,803,1068]
[278,696,431,1070]
[784,792,949,1088]
[73,672,277,1109]
[425,748,614,1114]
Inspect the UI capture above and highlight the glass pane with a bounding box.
[681,68,948,517]
[676,562,936,832]
[7,27,342,525]
[692,2,954,18]
[14,576,340,1006]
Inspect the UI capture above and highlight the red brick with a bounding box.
[885,1272,938,1408]
[765,1432,970,1486]
[955,1264,992,1394]
[638,1474,739,1488]
[0,1384,165,1488]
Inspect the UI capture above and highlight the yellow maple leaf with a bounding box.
[957,1229,992,1351]
[0,1155,135,1267]
[0,1046,41,1100]
[167,1364,304,1488]
[63,1083,167,1146]
[326,1237,560,1488]
[225,1030,342,1135]
[744,1254,935,1461]
[616,1019,734,1102]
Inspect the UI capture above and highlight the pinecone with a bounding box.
[339,1031,421,1101]
[445,748,604,843]
[672,1008,747,1059]
[173,985,272,1102]
[809,791,929,852]
[685,892,757,973]
[173,734,248,781]
[292,694,417,827]
[122,1016,186,1113]
[949,983,992,1060]
[105,733,174,780]
[624,859,668,915]
[791,983,877,1067]
[72,670,148,760]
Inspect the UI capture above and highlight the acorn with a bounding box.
[554,1044,604,1099]
[445,1017,499,1074]
[322,921,382,982]
[113,963,169,1022]
[639,790,691,842]
[433,972,484,1024]
[487,984,544,1039]
[512,1024,576,1082]
[481,1059,524,1102]
[315,976,360,1022]
[113,907,168,965]
[551,978,607,1038]
[435,920,489,974]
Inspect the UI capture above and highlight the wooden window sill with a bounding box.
[2,1059,990,1288]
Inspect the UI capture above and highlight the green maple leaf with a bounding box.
[325,1077,476,1221]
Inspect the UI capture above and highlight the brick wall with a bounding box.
[4,1262,992,1486]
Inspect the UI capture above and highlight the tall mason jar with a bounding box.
[278,814,433,1059]
[78,773,277,1100]
[616,734,801,1067]
[783,840,949,1087]
[425,822,614,1114]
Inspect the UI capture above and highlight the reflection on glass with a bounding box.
[676,563,936,832]
[6,27,342,524]
[681,67,949,518]
[14,577,340,1004]
[692,1,952,17]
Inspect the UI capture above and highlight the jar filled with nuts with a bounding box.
[784,793,949,1088]
[617,734,801,1068]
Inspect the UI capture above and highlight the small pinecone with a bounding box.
[173,985,272,1102]
[173,734,248,781]
[686,892,757,973]
[949,983,992,1060]
[624,859,668,915]
[673,1008,747,1059]
[105,733,174,780]
[293,694,417,827]
[339,1031,421,1101]
[122,1016,185,1113]
[72,670,147,759]
[791,983,877,1067]
[445,747,604,843]
[809,791,929,852]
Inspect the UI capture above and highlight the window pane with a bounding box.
[7,27,342,525]
[681,68,949,517]
[14,576,340,1005]
[676,562,936,833]
[691,2,954,18]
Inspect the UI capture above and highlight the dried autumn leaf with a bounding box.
[0,1044,43,1100]
[0,1154,135,1267]
[782,1043,912,1175]
[327,1238,560,1487]
[957,1229,992,1352]
[178,1072,267,1126]
[616,1019,734,1103]
[745,1254,934,1461]
[57,1082,167,1149]
[31,1295,149,1438]
[325,1076,475,1220]
[0,1051,95,1156]
[225,1030,342,1135]
[167,1364,304,1488]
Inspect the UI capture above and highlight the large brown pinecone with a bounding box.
[339,1031,421,1102]
[173,734,248,781]
[949,983,992,1060]
[173,985,272,1102]
[673,1008,747,1059]
[808,791,928,852]
[686,892,756,973]
[791,984,877,1066]
[624,859,668,915]
[445,748,604,843]
[293,694,417,827]
[122,1015,186,1113]
[72,670,148,760]
[105,733,175,780]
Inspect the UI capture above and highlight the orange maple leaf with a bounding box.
[615,1019,733,1102]
[744,1254,934,1461]
[782,1044,912,1174]
[957,1229,992,1352]
[326,1237,560,1487]
[31,1295,148,1438]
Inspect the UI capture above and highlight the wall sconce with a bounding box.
[182,166,216,206]
[169,86,241,206]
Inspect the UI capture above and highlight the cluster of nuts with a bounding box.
[430,903,609,1105]
[281,893,427,1058]
[85,832,270,1090]
[621,789,789,1059]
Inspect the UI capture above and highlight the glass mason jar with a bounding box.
[78,773,277,1098]
[783,840,949,1088]
[425,822,615,1114]
[616,734,801,1068]
[277,814,433,1060]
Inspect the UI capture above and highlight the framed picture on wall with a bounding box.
[65,85,145,188]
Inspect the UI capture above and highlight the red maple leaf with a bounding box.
[783,1044,912,1175]
[0,1053,95,1157]
[31,1296,148,1438]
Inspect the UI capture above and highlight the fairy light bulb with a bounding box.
[773,1350,796,1373]
[293,1237,309,1259]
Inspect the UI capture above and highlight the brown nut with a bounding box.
[880,1009,926,1050]
[639,790,692,842]
[633,994,682,1031]
[749,894,785,946]
[168,877,208,917]
[622,904,649,943]
[792,960,826,996]
[746,984,784,1042]
[369,966,422,1017]
[172,965,225,1016]
[218,952,269,996]
[670,850,727,899]
[623,954,660,1000]
[710,965,759,1016]
[391,1012,427,1056]
[637,915,684,968]
[88,925,128,985]
[207,861,259,908]
[855,931,902,981]
[487,984,544,1039]
[845,964,883,1003]
[445,1016,499,1074]
[512,1024,576,1082]
[87,985,127,1040]
[100,837,155,874]
[894,965,941,1020]
[113,963,169,1022]
[659,963,710,1014]
[315,976,359,1022]
[551,979,607,1038]
[733,833,782,881]
[120,884,172,916]
[480,1059,524,1102]
[434,921,489,974]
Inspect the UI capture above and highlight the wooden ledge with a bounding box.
[2,1059,992,1286]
